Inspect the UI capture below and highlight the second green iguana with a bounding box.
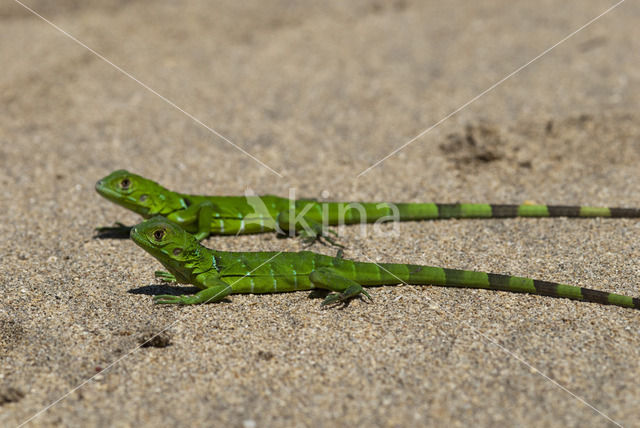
[97,169,640,244]
[129,217,640,310]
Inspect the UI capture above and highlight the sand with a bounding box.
[1,1,639,427]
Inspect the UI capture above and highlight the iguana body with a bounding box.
[96,170,640,243]
[130,217,640,309]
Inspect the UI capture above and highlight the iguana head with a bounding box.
[95,170,180,217]
[130,217,206,278]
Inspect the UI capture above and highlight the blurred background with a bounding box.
[2,1,639,427]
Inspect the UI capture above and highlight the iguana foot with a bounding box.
[154,271,177,282]
[318,233,345,249]
[298,228,345,248]
[153,294,192,305]
[276,211,345,248]
[308,289,331,299]
[310,268,373,308]
[320,286,373,308]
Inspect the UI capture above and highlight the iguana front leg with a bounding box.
[276,211,343,248]
[166,201,215,241]
[153,275,232,305]
[155,271,177,282]
[309,267,372,307]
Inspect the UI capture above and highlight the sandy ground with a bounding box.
[2,0,640,427]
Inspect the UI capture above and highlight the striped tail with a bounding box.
[371,263,640,310]
[394,203,640,220]
[316,202,640,224]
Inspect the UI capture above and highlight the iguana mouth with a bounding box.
[129,225,142,244]
[129,225,158,250]
[94,180,121,201]
[95,180,151,216]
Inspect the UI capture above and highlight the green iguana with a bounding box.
[129,217,640,309]
[97,169,640,245]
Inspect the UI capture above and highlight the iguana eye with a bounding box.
[173,248,182,256]
[153,229,165,241]
[140,194,148,201]
[120,178,131,190]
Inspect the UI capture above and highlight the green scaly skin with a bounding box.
[130,217,640,310]
[97,170,640,245]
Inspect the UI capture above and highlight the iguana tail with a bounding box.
[356,262,640,310]
[313,202,640,225]
[394,203,640,220]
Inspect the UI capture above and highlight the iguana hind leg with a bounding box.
[276,211,344,248]
[309,267,372,307]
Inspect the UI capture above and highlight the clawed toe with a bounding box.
[360,289,373,303]
[320,293,343,308]
[320,290,373,308]
[299,232,344,249]
[153,294,184,305]
[154,271,177,282]
[321,234,345,249]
